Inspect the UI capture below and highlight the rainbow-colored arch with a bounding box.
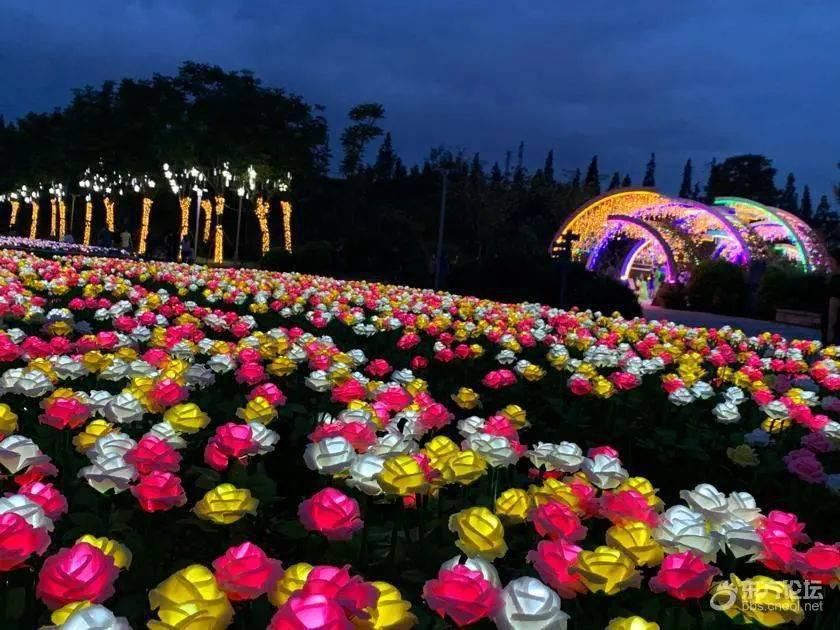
[549,189,828,282]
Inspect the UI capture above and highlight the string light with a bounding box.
[254,196,270,255]
[29,200,40,240]
[58,199,67,240]
[9,198,19,228]
[83,196,93,246]
[212,196,225,263]
[104,196,115,232]
[201,199,213,243]
[49,198,58,238]
[138,197,153,255]
[281,201,293,253]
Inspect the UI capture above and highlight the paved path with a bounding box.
[642,305,820,340]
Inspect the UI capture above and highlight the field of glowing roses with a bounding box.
[0,247,838,629]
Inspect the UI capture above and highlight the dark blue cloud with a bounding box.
[0,0,838,198]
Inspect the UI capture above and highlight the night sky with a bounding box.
[1,1,838,199]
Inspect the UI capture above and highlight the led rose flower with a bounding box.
[530,501,587,542]
[794,542,840,584]
[18,480,68,520]
[149,564,234,630]
[599,489,658,527]
[0,435,50,473]
[298,487,363,541]
[377,454,428,496]
[194,483,258,525]
[467,433,518,467]
[0,512,51,571]
[605,521,664,567]
[298,565,378,619]
[423,564,500,627]
[440,555,501,588]
[495,488,533,523]
[38,395,90,430]
[131,471,187,513]
[357,581,417,630]
[304,436,356,475]
[163,402,210,434]
[205,422,257,472]
[237,395,279,425]
[449,507,507,560]
[346,453,386,495]
[440,449,488,485]
[124,435,181,475]
[148,377,189,410]
[711,575,804,627]
[268,593,350,630]
[76,535,132,570]
[526,539,586,598]
[451,387,480,410]
[212,542,283,601]
[679,484,729,521]
[605,616,660,630]
[0,403,18,434]
[582,454,628,489]
[494,576,569,630]
[36,542,120,610]
[573,546,642,595]
[268,562,313,607]
[78,453,137,494]
[648,551,719,599]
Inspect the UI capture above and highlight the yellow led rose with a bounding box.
[0,403,19,434]
[529,478,582,514]
[451,387,480,410]
[268,562,313,607]
[494,488,532,523]
[377,455,427,496]
[355,581,417,630]
[148,564,233,630]
[711,575,804,627]
[727,444,759,467]
[468,344,484,357]
[405,378,428,396]
[449,507,507,560]
[616,477,662,510]
[605,522,663,567]
[424,436,459,470]
[498,404,527,429]
[761,417,791,434]
[161,359,190,382]
[28,358,58,382]
[76,535,132,569]
[606,616,660,630]
[164,403,210,434]
[193,484,258,525]
[235,396,278,425]
[47,320,73,337]
[73,419,114,453]
[82,351,112,373]
[50,600,93,625]
[440,450,487,485]
[574,546,642,595]
[521,364,546,382]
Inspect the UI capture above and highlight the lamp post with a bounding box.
[234,187,245,261]
[433,168,450,290]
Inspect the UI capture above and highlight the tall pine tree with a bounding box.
[543,150,555,184]
[584,155,600,197]
[621,174,632,187]
[608,172,621,190]
[815,195,831,223]
[800,185,813,221]
[779,173,799,214]
[679,159,693,198]
[373,132,396,180]
[642,153,656,187]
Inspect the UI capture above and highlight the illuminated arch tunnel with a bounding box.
[549,188,829,291]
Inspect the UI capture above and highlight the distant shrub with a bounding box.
[687,260,747,315]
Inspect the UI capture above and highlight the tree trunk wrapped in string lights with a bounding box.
[201,199,213,243]
[281,201,293,253]
[213,196,225,263]
[9,200,19,228]
[50,199,58,238]
[177,197,191,260]
[58,199,67,240]
[83,198,93,245]
[104,197,115,232]
[138,198,153,255]
[29,201,40,239]
[254,196,270,256]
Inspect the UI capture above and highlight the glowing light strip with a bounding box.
[138,198,153,255]
[9,200,19,227]
[104,197,115,232]
[83,199,93,246]
[29,201,40,240]
[58,199,66,240]
[620,240,650,280]
[281,201,293,254]
[212,196,225,264]
[606,215,677,282]
[714,197,809,270]
[49,199,58,238]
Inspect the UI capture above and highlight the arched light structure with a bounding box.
[550,188,829,282]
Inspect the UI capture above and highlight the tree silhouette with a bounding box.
[779,172,798,214]
[340,103,385,177]
[800,185,813,221]
[679,159,693,198]
[705,155,778,206]
[584,155,600,197]
[621,174,632,187]
[373,132,396,180]
[608,172,621,190]
[642,153,656,187]
[542,150,555,184]
[816,195,831,223]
